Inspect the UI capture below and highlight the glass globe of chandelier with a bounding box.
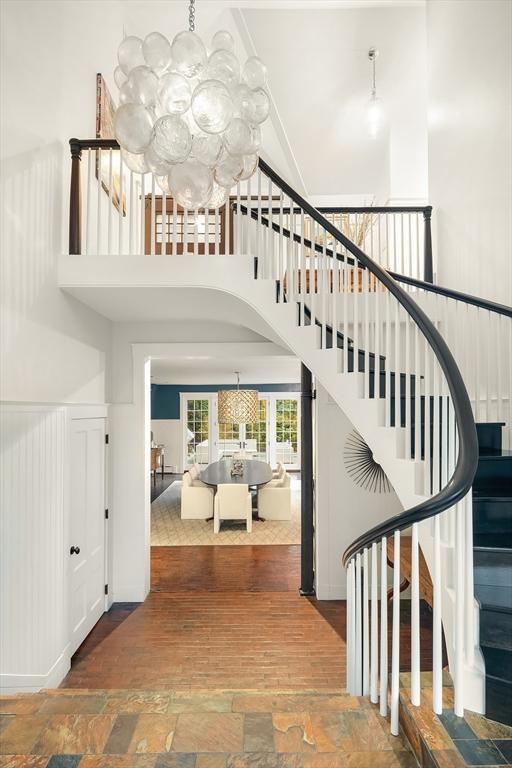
[113,0,270,210]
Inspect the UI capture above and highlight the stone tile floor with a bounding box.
[0,689,418,767]
[399,678,512,767]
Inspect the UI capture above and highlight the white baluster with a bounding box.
[364,267,370,398]
[432,514,443,713]
[350,557,358,694]
[183,207,189,254]
[385,290,392,425]
[465,492,475,668]
[347,559,354,693]
[414,325,422,462]
[172,197,177,255]
[86,149,93,255]
[107,149,114,255]
[355,552,362,695]
[129,171,134,255]
[390,530,400,736]
[394,302,401,430]
[194,207,199,257]
[96,147,102,254]
[140,173,145,255]
[370,541,379,704]
[150,174,156,256]
[454,502,465,717]
[300,209,305,325]
[411,522,420,706]
[342,250,349,373]
[380,535,388,716]
[363,547,370,696]
[205,204,210,256]
[161,188,166,255]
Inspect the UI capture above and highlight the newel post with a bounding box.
[69,139,82,255]
[423,206,433,283]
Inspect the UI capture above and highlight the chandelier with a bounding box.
[113,0,270,209]
[218,372,259,424]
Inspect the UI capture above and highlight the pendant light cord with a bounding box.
[189,0,196,32]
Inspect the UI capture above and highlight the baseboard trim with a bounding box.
[112,586,147,603]
[316,582,346,600]
[0,645,71,693]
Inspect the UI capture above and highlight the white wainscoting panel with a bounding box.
[0,404,69,691]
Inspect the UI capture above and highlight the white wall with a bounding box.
[0,0,114,405]
[314,384,403,599]
[151,419,181,472]
[427,0,512,305]
[243,4,428,201]
[0,1,116,690]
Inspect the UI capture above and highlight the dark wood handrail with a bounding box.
[390,272,512,318]
[254,157,479,567]
[236,199,511,319]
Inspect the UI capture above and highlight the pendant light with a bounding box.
[367,47,384,139]
[218,372,259,424]
[112,0,271,209]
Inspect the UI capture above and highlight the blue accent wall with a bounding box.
[151,383,301,420]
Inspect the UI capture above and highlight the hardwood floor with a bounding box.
[150,472,180,503]
[151,544,301,592]
[63,545,444,691]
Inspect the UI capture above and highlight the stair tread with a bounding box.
[474,534,512,549]
[479,448,512,459]
[476,585,512,611]
[473,487,512,500]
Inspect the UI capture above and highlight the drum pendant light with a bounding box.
[218,372,259,424]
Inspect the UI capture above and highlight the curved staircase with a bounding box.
[61,139,512,735]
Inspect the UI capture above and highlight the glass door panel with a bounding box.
[185,398,210,467]
[274,398,300,469]
[245,398,268,462]
[217,421,241,459]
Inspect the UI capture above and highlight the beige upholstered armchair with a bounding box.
[258,471,292,520]
[213,483,252,534]
[181,472,214,519]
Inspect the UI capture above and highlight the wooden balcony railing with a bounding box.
[69,138,433,282]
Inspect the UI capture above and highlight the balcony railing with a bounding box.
[69,138,433,282]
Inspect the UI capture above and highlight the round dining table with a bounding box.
[200,459,273,521]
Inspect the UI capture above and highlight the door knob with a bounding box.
[70,546,81,555]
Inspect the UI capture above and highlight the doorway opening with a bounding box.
[148,357,303,587]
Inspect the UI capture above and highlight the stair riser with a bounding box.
[474,457,512,490]
[485,676,512,726]
[479,608,512,651]
[476,423,504,453]
[473,498,512,533]
[480,645,512,682]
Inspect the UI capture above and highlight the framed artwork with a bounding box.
[96,73,127,215]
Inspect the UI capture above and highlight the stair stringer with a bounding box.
[58,253,485,711]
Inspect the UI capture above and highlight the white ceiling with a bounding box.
[151,355,301,384]
[67,286,286,344]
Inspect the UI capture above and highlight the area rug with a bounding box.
[151,478,301,545]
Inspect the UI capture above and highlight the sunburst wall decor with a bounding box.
[343,430,392,494]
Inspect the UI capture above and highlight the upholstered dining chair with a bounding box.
[258,471,292,520]
[181,472,214,519]
[213,483,252,534]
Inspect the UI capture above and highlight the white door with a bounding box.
[69,418,106,655]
